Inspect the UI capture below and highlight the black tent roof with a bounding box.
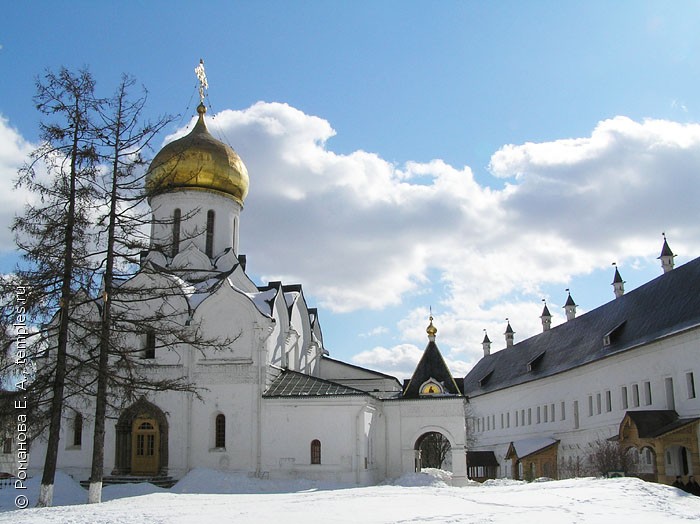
[465,257,700,397]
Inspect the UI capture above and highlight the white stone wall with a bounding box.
[261,397,382,484]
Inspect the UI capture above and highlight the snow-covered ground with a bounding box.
[1,469,699,523]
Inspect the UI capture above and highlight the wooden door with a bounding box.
[131,417,159,475]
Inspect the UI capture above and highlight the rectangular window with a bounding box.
[492,415,495,430]
[561,401,566,421]
[543,405,548,423]
[573,400,579,429]
[687,372,696,399]
[487,416,490,431]
[665,377,675,410]
[500,413,504,429]
[528,408,532,425]
[515,411,519,427]
[144,331,156,359]
[521,409,525,426]
[644,381,652,406]
[205,209,215,258]
[536,406,541,424]
[596,393,602,415]
[588,395,594,416]
[621,386,628,410]
[605,390,612,412]
[632,384,640,407]
[506,412,510,428]
[551,403,555,422]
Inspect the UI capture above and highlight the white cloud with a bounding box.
[359,326,389,338]
[198,107,700,371]
[351,343,473,380]
[0,116,36,248]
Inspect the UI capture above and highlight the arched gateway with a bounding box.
[415,431,453,470]
[113,399,169,476]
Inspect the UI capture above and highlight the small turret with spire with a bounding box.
[426,311,437,342]
[612,263,625,299]
[540,299,552,332]
[504,319,515,348]
[659,233,675,274]
[564,289,577,321]
[482,330,491,357]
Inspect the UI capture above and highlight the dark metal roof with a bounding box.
[263,370,370,398]
[660,239,675,258]
[467,451,499,467]
[465,257,700,397]
[564,293,577,307]
[403,340,463,398]
[612,267,624,284]
[626,410,700,438]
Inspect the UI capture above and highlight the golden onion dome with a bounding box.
[145,103,249,205]
[426,315,438,338]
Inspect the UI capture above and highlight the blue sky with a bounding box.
[2,2,700,378]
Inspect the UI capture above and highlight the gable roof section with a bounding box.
[263,370,370,398]
[625,410,700,438]
[403,340,462,398]
[465,256,700,397]
[506,437,559,460]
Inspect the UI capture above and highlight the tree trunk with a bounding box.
[37,96,81,508]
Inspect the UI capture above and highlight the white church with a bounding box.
[19,99,470,486]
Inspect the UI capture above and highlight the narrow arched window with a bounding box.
[232,217,237,253]
[171,208,181,257]
[205,210,215,257]
[144,331,156,359]
[215,414,225,448]
[311,439,321,465]
[73,413,83,447]
[2,437,11,454]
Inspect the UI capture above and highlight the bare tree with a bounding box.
[86,74,175,503]
[419,432,452,469]
[588,439,637,477]
[12,68,101,507]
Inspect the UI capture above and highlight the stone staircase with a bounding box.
[80,475,177,489]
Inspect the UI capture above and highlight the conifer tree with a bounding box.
[12,68,101,507]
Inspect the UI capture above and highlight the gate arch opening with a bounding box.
[414,431,452,471]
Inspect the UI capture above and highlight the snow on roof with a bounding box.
[284,291,300,307]
[246,287,278,317]
[511,437,558,459]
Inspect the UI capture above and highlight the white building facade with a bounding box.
[17,102,469,486]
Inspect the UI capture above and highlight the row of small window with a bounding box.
[170,209,221,258]
[477,401,568,432]
[476,372,697,433]
[590,372,697,417]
